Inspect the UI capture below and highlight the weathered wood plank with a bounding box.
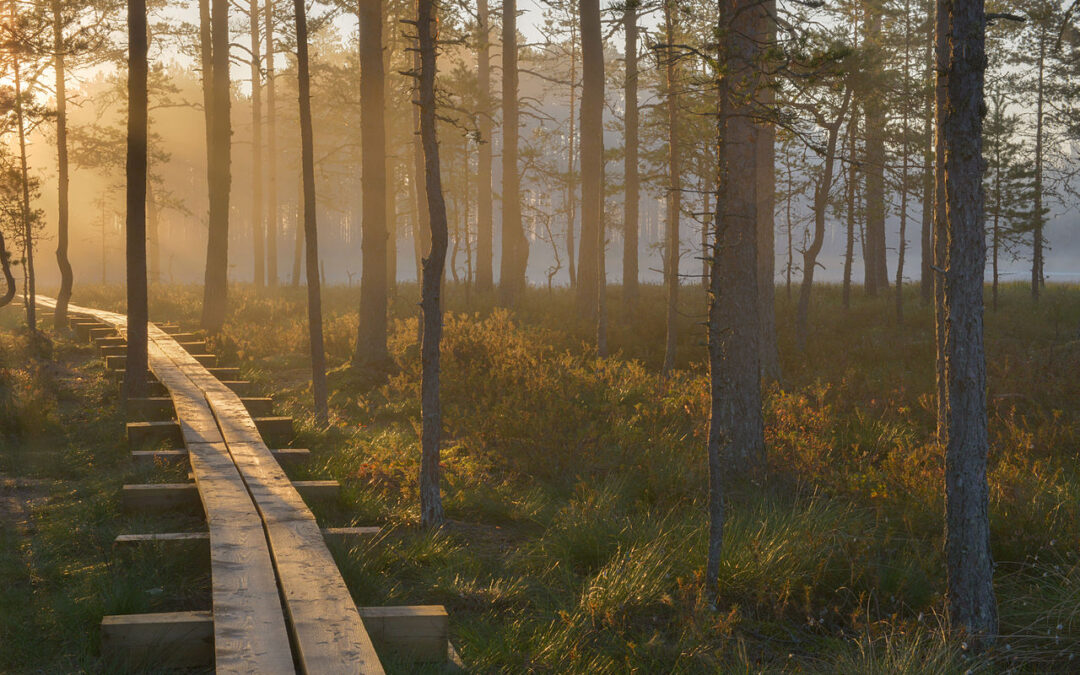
[359,606,449,663]
[264,517,385,673]
[132,447,308,468]
[101,611,214,669]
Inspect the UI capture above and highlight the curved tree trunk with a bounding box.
[417,0,446,528]
[52,0,74,332]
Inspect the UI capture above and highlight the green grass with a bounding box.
[8,280,1080,671]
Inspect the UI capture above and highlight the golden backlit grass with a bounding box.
[7,281,1080,672]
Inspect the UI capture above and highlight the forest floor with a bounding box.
[1,282,1079,673]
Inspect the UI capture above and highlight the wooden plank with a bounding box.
[126,397,175,421]
[101,611,213,669]
[193,353,219,367]
[255,416,294,445]
[122,483,200,512]
[122,480,340,513]
[264,517,385,673]
[132,447,308,468]
[126,420,183,448]
[323,526,381,545]
[114,526,381,557]
[207,366,241,380]
[241,397,274,417]
[359,606,449,663]
[221,380,254,396]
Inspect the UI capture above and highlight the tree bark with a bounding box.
[843,106,857,310]
[920,17,933,304]
[576,0,602,320]
[933,0,948,441]
[863,7,888,295]
[417,0,446,528]
[622,3,638,308]
[1031,38,1045,302]
[796,97,849,351]
[476,0,494,292]
[125,0,150,401]
[661,0,680,375]
[293,0,329,424]
[756,0,779,380]
[52,0,74,332]
[147,179,160,282]
[499,0,527,301]
[13,35,36,331]
[201,0,231,332]
[354,0,390,369]
[265,0,278,287]
[707,0,765,598]
[940,0,998,639]
[251,0,264,290]
[565,14,578,288]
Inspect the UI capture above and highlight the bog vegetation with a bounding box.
[2,283,1079,671]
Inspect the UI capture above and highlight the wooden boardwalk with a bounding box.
[35,299,448,673]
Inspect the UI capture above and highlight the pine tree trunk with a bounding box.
[476,0,494,291]
[1032,41,1044,303]
[707,0,765,598]
[565,20,578,289]
[843,106,857,310]
[940,0,997,639]
[661,0,680,375]
[250,0,264,290]
[622,3,639,308]
[576,0,602,320]
[293,0,328,424]
[417,0,446,528]
[125,0,150,401]
[147,179,160,283]
[933,0,948,442]
[499,0,527,301]
[52,0,74,332]
[756,0,779,380]
[201,0,231,332]
[265,0,278,287]
[863,11,888,296]
[354,0,390,369]
[797,99,848,350]
[412,46,431,278]
[920,19,933,304]
[13,40,36,331]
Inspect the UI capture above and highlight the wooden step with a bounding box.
[179,340,207,353]
[126,416,292,446]
[220,380,253,396]
[114,526,379,555]
[89,326,117,341]
[132,447,309,467]
[128,396,273,421]
[207,366,240,380]
[76,321,110,341]
[192,353,218,368]
[100,611,214,669]
[360,606,449,663]
[126,420,183,447]
[100,345,126,358]
[95,336,126,348]
[122,480,340,512]
[100,605,448,668]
